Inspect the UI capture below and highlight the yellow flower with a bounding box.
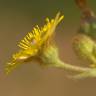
[5,12,64,74]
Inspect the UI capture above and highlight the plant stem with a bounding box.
[50,59,91,72]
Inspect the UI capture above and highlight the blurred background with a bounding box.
[0,0,96,96]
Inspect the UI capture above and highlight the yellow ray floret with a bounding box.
[5,12,64,74]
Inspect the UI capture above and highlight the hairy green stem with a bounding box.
[49,58,91,72]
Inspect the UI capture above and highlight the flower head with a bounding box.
[5,12,64,74]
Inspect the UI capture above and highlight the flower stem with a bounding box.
[50,59,91,72]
